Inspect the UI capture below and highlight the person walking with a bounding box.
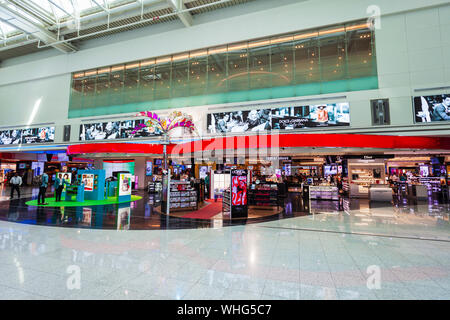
[9,172,22,199]
[38,172,49,205]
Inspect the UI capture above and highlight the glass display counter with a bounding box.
[308,185,339,201]
[368,185,393,202]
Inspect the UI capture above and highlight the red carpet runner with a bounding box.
[181,199,223,219]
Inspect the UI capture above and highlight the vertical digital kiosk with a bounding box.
[231,169,248,218]
[117,172,132,202]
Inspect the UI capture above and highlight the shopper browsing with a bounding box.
[38,172,49,205]
[9,172,22,199]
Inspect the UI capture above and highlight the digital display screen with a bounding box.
[0,127,55,145]
[103,160,135,178]
[79,119,162,141]
[81,174,94,191]
[58,153,69,162]
[207,103,350,133]
[146,161,153,176]
[414,94,450,123]
[119,173,132,196]
[231,169,248,207]
[324,165,338,176]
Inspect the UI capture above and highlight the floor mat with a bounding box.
[181,199,223,219]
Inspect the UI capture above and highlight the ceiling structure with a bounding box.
[0,0,256,61]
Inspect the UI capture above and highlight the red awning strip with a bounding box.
[66,133,450,156]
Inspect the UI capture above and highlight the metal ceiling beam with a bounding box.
[168,0,193,27]
[47,0,75,19]
[91,0,109,14]
[0,4,76,53]
[49,0,167,33]
[12,0,56,25]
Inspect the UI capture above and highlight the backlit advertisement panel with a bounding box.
[0,127,55,145]
[81,174,94,191]
[231,169,248,218]
[119,173,132,196]
[79,119,161,141]
[206,103,350,133]
[414,94,450,123]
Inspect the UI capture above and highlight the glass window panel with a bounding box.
[70,76,83,110]
[270,37,293,87]
[123,63,140,104]
[207,47,227,94]
[227,43,249,92]
[172,58,189,98]
[294,36,320,84]
[109,65,124,106]
[154,59,171,100]
[319,30,346,81]
[189,51,208,96]
[95,68,110,107]
[347,28,374,78]
[139,62,155,102]
[248,40,271,90]
[69,21,377,116]
[82,74,97,109]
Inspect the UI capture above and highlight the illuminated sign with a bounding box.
[231,169,248,218]
[0,127,55,145]
[207,103,350,133]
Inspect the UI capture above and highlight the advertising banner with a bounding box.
[231,169,248,218]
[146,161,153,176]
[118,173,132,196]
[57,172,72,192]
[207,109,272,133]
[206,103,350,133]
[79,119,161,141]
[81,174,94,191]
[272,103,350,129]
[413,94,450,123]
[0,127,55,145]
[21,127,55,144]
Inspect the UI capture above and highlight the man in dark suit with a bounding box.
[431,96,450,121]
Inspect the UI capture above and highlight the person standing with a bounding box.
[38,172,49,205]
[54,174,64,202]
[9,172,22,199]
[430,96,450,121]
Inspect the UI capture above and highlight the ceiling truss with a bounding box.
[0,0,255,60]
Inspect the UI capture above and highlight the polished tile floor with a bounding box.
[0,185,448,300]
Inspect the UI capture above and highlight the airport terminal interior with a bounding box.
[0,0,449,300]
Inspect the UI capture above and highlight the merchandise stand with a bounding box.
[77,169,106,201]
[169,181,198,211]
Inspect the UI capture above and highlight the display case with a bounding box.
[369,185,393,202]
[308,185,339,200]
[348,162,387,198]
[147,181,162,194]
[169,181,198,211]
[248,184,278,207]
[222,188,231,216]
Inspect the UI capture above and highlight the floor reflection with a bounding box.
[0,189,448,232]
